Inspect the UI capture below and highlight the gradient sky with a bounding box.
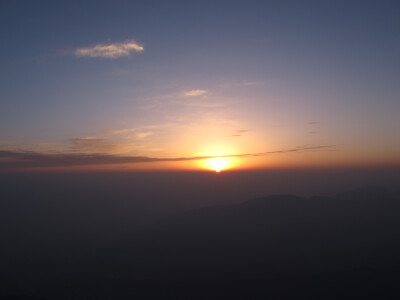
[0,0,399,171]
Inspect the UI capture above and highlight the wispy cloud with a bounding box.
[101,129,132,136]
[0,145,335,171]
[229,129,251,137]
[241,81,261,86]
[307,122,319,125]
[100,126,159,137]
[74,40,143,58]
[236,129,251,133]
[219,80,262,88]
[183,101,224,108]
[135,132,153,139]
[70,137,118,153]
[184,89,207,97]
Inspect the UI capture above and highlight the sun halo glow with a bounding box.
[203,157,234,172]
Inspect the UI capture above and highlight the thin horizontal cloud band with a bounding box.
[0,145,335,170]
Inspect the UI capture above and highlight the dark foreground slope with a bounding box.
[112,187,400,278]
[2,187,400,299]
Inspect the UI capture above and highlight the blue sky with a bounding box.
[0,0,399,170]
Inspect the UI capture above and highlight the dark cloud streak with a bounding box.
[0,145,335,170]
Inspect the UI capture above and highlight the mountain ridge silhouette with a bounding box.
[3,186,400,299]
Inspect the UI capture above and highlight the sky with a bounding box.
[0,0,399,172]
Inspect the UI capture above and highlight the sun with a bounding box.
[204,157,232,172]
[195,145,239,172]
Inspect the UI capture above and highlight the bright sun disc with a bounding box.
[205,157,231,172]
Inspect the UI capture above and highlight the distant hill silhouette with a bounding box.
[3,186,400,299]
[108,187,400,281]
